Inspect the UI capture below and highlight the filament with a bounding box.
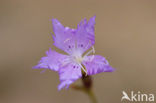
[83,46,95,57]
[78,63,87,76]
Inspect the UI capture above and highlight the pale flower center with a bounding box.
[61,40,95,76]
[72,51,83,64]
[70,46,95,75]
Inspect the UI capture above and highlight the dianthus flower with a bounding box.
[33,16,114,90]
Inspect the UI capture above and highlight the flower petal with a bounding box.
[33,48,68,71]
[52,19,76,54]
[76,16,96,54]
[58,63,82,90]
[52,16,96,55]
[83,55,114,75]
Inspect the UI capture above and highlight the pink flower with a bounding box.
[33,16,114,90]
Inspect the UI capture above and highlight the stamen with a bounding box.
[92,46,95,54]
[64,38,71,43]
[61,61,71,67]
[78,63,87,76]
[84,40,91,50]
[83,46,95,57]
[59,58,72,67]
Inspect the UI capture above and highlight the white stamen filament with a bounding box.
[61,61,71,67]
[78,63,87,76]
[63,40,96,76]
[83,46,95,57]
[84,40,91,50]
[92,46,95,54]
[60,58,72,67]
[64,38,71,43]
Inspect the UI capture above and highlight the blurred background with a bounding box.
[0,0,156,103]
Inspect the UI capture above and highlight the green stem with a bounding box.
[71,84,98,103]
[85,89,97,103]
[71,66,98,103]
[71,75,98,103]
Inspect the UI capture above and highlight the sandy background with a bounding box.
[0,0,156,103]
